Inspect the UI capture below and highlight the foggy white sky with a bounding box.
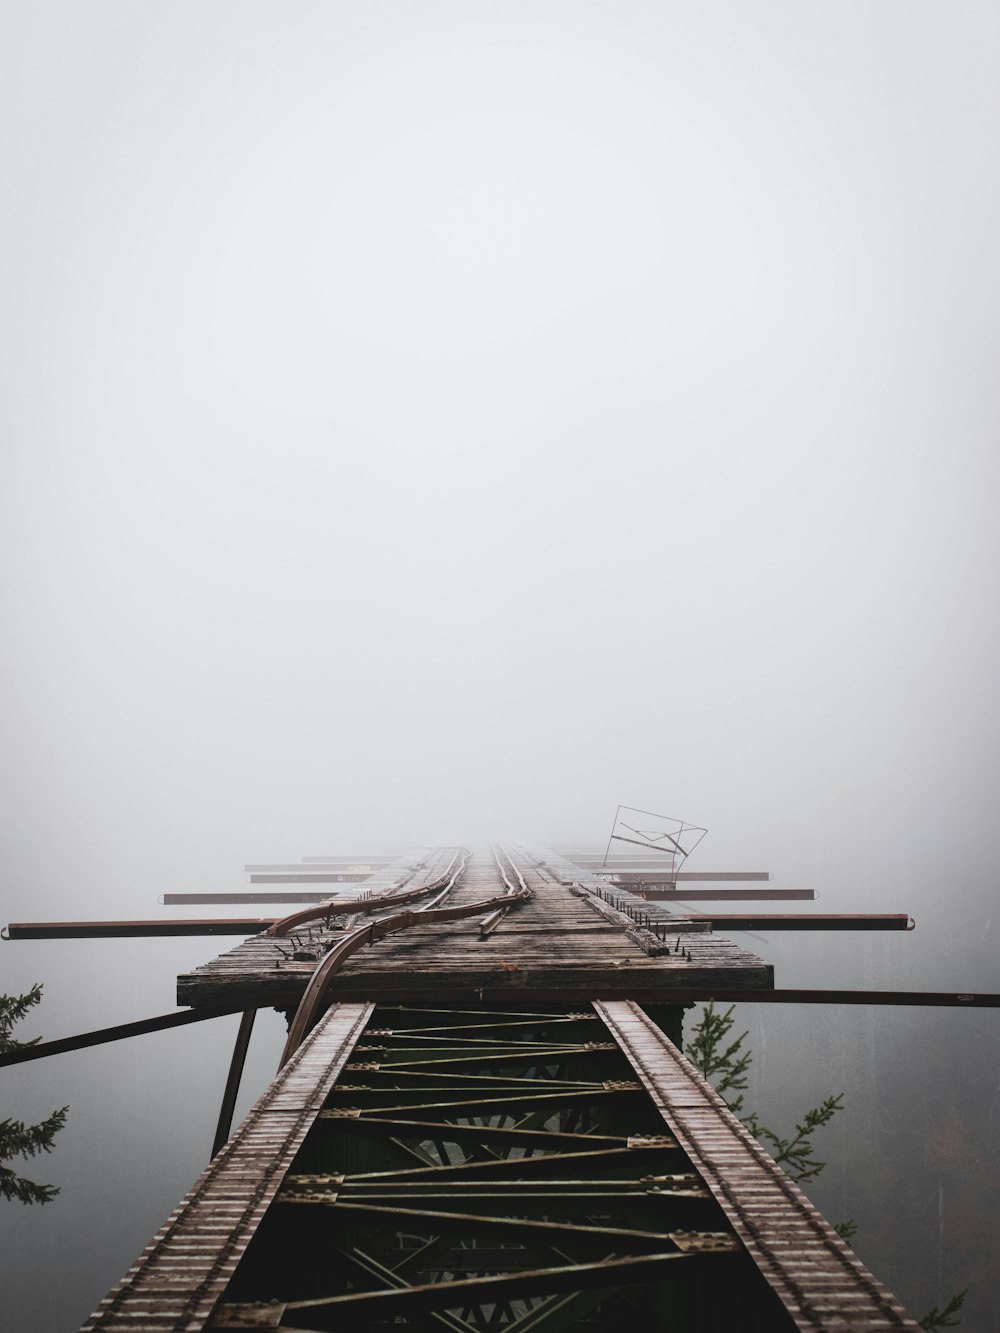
[2,1,999,908]
[3,9,1000,1330]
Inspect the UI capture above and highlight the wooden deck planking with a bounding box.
[596,1000,919,1332]
[177,850,773,1007]
[80,1003,372,1332]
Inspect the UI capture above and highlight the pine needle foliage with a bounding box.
[919,1291,967,1331]
[687,1002,965,1327]
[744,1096,845,1183]
[1,984,68,1205]
[685,1003,752,1112]
[0,984,45,1052]
[687,1002,844,1185]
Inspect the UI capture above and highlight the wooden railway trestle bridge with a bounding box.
[5,839,998,1331]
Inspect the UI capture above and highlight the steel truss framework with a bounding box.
[158,1000,908,1333]
[208,1003,755,1331]
[75,843,927,1332]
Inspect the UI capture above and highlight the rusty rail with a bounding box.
[278,851,536,1066]
[278,895,531,1067]
[264,847,466,938]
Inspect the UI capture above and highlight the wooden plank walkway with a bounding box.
[77,842,923,1332]
[80,1003,372,1333]
[177,849,772,1008]
[82,999,921,1331]
[596,1000,919,1332]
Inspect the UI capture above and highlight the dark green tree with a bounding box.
[1,985,68,1205]
[688,1002,843,1182]
[685,999,753,1113]
[686,1002,965,1328]
[919,1290,967,1331]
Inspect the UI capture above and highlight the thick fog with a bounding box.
[2,4,999,1330]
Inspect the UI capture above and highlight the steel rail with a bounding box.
[279,850,529,1066]
[264,847,464,938]
[492,842,532,896]
[279,895,535,1069]
[483,842,533,935]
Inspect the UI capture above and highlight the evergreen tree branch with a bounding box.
[1,984,68,1205]
[687,1004,844,1181]
[919,1289,967,1330]
[0,983,44,1053]
[0,1164,60,1205]
[0,1107,69,1161]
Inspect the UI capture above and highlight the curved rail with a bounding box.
[278,849,535,1067]
[492,841,531,896]
[265,848,463,937]
[481,843,534,934]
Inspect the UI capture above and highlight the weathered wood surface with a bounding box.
[80,1003,372,1333]
[177,848,773,1008]
[85,999,918,1331]
[596,1000,919,1332]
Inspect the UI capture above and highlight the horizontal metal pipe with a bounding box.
[303,985,1000,1009]
[162,893,343,905]
[672,914,912,931]
[244,862,394,872]
[3,919,276,940]
[301,855,405,863]
[250,872,370,883]
[8,910,902,941]
[632,889,815,901]
[581,870,771,880]
[686,988,1000,1007]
